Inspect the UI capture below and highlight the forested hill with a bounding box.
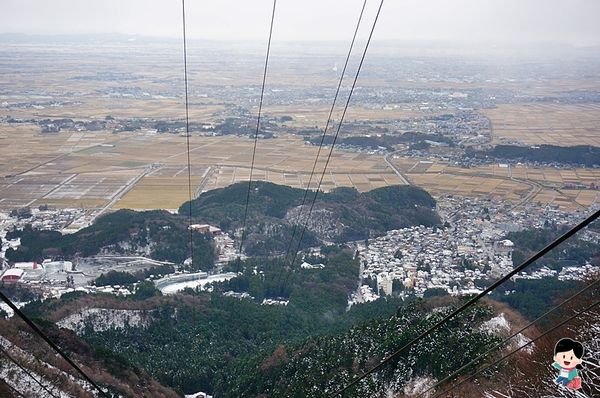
[468,144,600,167]
[0,313,180,397]
[214,285,600,397]
[5,210,215,270]
[215,300,501,397]
[6,182,438,263]
[180,181,440,256]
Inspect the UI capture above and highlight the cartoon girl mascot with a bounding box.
[553,338,584,390]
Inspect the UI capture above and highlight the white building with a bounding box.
[377,273,393,296]
[42,260,73,272]
[13,262,40,270]
[1,268,25,283]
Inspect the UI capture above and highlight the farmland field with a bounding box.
[391,156,600,210]
[485,103,600,146]
[2,41,600,214]
[0,126,405,211]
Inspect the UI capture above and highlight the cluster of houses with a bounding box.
[360,224,514,297]
[0,207,88,286]
[357,195,599,299]
[1,207,86,234]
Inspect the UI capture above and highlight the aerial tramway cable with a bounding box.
[0,291,109,397]
[0,3,194,396]
[283,0,385,288]
[333,208,600,396]
[181,0,195,269]
[0,346,60,398]
[281,0,367,268]
[416,277,600,398]
[431,298,600,398]
[239,0,278,256]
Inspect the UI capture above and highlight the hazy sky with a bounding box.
[1,0,600,46]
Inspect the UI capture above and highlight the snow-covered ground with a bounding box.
[0,336,100,398]
[185,392,212,398]
[479,313,511,336]
[0,300,29,318]
[159,272,238,295]
[403,375,437,397]
[57,308,154,333]
[347,285,379,308]
[0,360,73,398]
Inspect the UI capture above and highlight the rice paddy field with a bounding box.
[0,127,404,211]
[2,42,600,213]
[391,157,600,210]
[485,103,600,146]
[3,118,600,212]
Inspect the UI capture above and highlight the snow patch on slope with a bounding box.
[0,336,96,398]
[0,360,73,398]
[510,332,534,354]
[479,313,511,336]
[185,392,213,398]
[57,308,154,334]
[403,375,437,397]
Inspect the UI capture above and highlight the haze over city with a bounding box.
[0,1,599,397]
[2,0,600,46]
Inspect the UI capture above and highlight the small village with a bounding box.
[355,195,600,302]
[2,191,600,310]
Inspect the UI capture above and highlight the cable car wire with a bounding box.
[2,380,26,398]
[182,0,195,268]
[284,0,385,288]
[333,208,600,396]
[0,346,59,398]
[431,298,600,398]
[0,291,109,397]
[239,0,278,256]
[281,0,367,267]
[417,277,600,398]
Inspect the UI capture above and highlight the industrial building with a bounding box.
[1,268,25,283]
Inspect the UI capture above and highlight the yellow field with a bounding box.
[393,157,600,210]
[408,173,529,202]
[3,119,600,212]
[0,97,226,122]
[115,176,206,210]
[4,43,600,215]
[264,105,431,128]
[485,103,600,146]
[203,166,401,193]
[0,127,405,210]
[34,198,108,208]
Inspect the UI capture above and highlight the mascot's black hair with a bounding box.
[555,338,585,370]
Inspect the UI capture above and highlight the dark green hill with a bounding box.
[214,300,500,397]
[180,181,440,256]
[5,210,214,270]
[187,181,305,219]
[19,250,408,395]
[0,315,180,397]
[468,144,600,167]
[6,182,438,264]
[19,247,503,397]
